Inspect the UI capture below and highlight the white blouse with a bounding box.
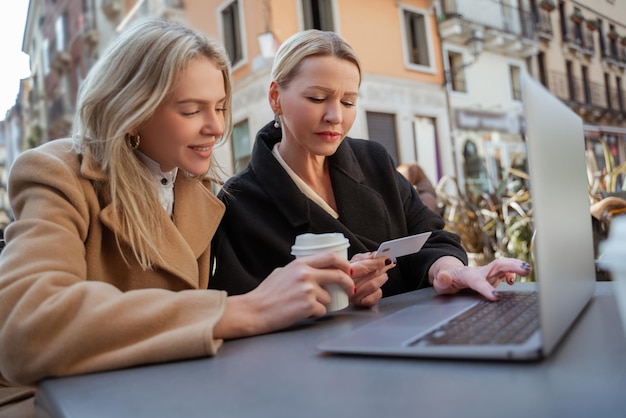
[271,143,339,219]
[136,151,178,217]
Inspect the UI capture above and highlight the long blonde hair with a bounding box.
[73,18,233,269]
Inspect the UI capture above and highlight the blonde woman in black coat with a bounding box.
[211,30,531,305]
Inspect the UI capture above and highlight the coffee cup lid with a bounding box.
[291,233,349,254]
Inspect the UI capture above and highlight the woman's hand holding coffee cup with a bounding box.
[291,233,353,311]
[219,252,355,338]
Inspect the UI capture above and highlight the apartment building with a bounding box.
[531,0,626,186]
[179,0,455,184]
[10,0,626,192]
[16,0,455,185]
[438,0,538,193]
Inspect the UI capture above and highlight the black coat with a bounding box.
[210,121,468,297]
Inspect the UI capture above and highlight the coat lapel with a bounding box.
[82,152,224,287]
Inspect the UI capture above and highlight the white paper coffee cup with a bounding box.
[598,215,626,336]
[291,233,350,311]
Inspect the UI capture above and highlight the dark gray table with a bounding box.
[36,282,626,418]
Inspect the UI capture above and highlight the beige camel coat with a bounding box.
[0,139,227,416]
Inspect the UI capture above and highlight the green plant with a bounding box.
[570,9,584,24]
[540,0,556,12]
[435,167,534,280]
[587,138,626,200]
[586,19,599,31]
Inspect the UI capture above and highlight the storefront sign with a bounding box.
[455,109,522,134]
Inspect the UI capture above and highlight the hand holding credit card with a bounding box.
[374,232,432,259]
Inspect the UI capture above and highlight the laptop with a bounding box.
[317,73,596,361]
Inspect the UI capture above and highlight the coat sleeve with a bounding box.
[0,147,226,385]
[347,139,468,294]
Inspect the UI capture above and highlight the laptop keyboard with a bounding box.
[411,292,539,346]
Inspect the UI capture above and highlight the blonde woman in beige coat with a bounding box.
[0,18,373,417]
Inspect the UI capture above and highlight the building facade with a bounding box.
[532,0,626,190]
[437,0,538,194]
[6,0,626,196]
[179,0,455,185]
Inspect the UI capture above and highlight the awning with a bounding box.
[584,124,626,136]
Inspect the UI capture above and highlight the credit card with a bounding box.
[374,231,432,259]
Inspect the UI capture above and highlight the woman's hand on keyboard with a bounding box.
[429,256,533,301]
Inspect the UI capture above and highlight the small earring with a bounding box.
[273,113,281,129]
[125,133,141,150]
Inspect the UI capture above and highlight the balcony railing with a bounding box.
[440,0,535,39]
[548,71,625,119]
[535,8,553,38]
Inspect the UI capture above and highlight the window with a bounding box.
[537,51,547,87]
[509,65,522,101]
[609,24,619,58]
[413,116,439,183]
[581,65,590,104]
[617,76,624,113]
[43,38,51,75]
[221,0,243,67]
[366,112,398,164]
[604,72,612,109]
[402,8,431,68]
[566,60,575,101]
[55,13,69,51]
[301,0,334,31]
[231,119,251,173]
[597,18,606,58]
[447,51,467,92]
[572,8,583,45]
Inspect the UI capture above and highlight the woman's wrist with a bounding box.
[213,294,264,340]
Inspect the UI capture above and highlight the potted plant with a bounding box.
[570,9,585,24]
[608,28,620,41]
[586,19,599,31]
[622,36,626,46]
[540,0,555,12]
[435,166,534,276]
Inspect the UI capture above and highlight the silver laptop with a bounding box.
[317,73,596,361]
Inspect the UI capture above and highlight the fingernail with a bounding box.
[521,262,531,270]
[353,286,358,294]
[349,268,354,276]
[492,291,501,299]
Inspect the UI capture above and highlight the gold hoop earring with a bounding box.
[125,133,141,150]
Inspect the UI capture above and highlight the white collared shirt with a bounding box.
[136,151,178,217]
[272,142,339,219]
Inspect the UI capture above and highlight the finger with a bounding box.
[432,271,456,295]
[289,255,355,298]
[470,279,500,301]
[505,272,517,285]
[306,265,355,298]
[296,252,351,273]
[482,258,532,279]
[350,257,395,279]
[349,252,374,262]
[355,288,383,308]
[292,281,331,319]
[353,272,388,300]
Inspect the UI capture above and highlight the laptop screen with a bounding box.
[521,73,596,356]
